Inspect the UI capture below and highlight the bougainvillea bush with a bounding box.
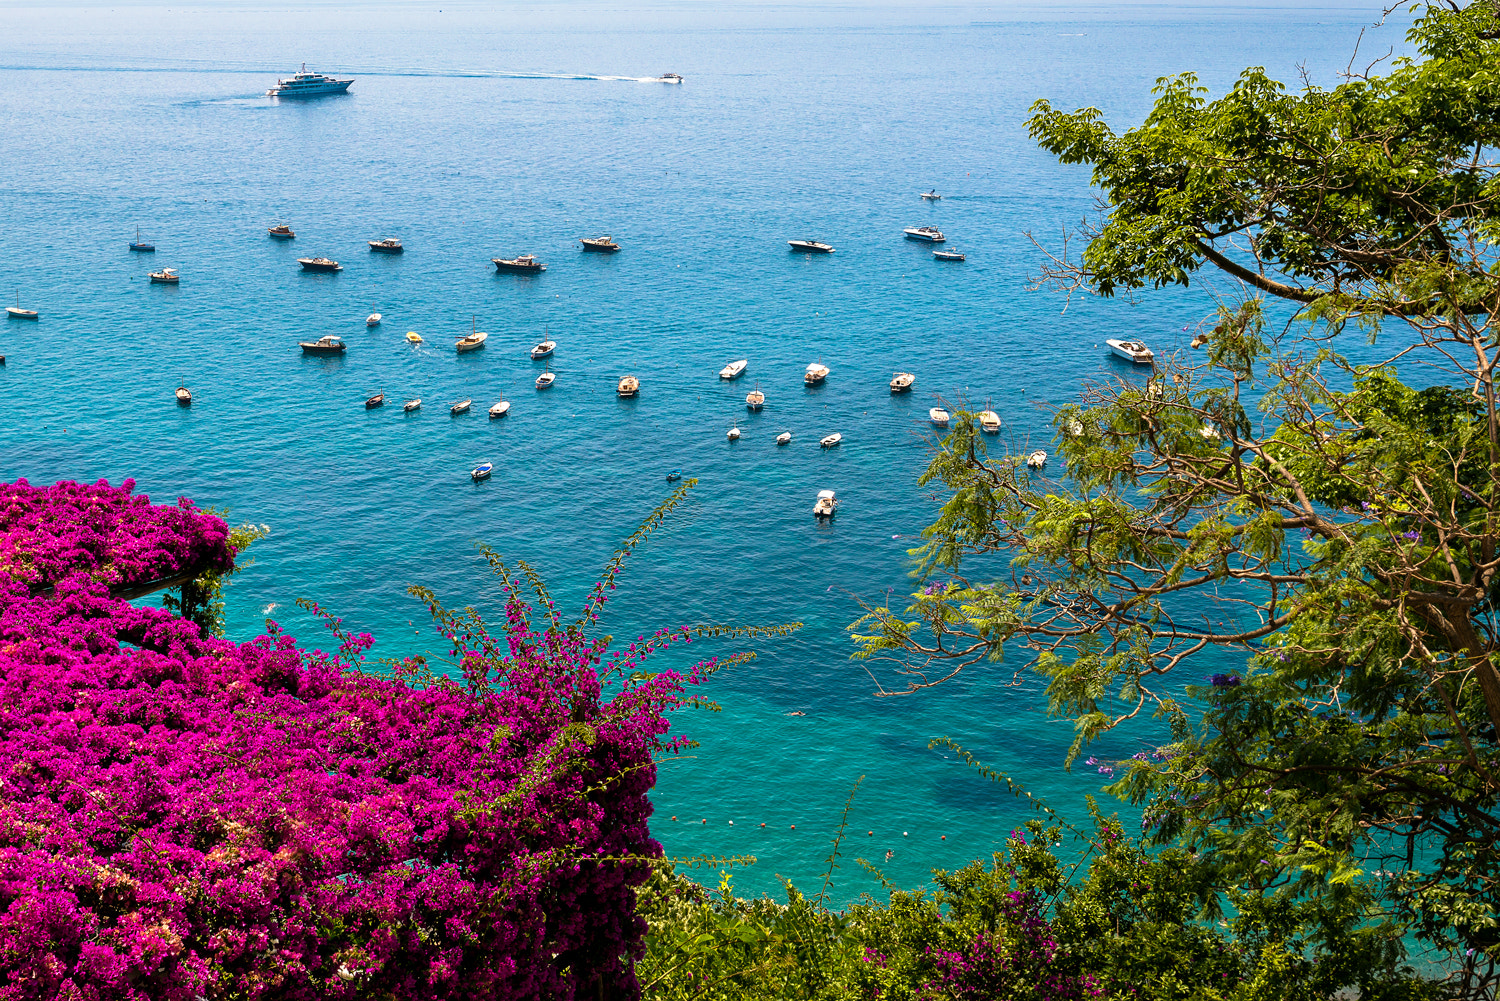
[0,478,713,1000]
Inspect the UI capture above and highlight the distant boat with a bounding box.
[493,255,546,273]
[1027,450,1047,469]
[456,317,487,353]
[175,384,191,406]
[890,372,915,393]
[451,398,472,415]
[979,409,1002,433]
[618,375,640,397]
[366,392,385,409]
[666,469,682,481]
[299,334,346,355]
[406,331,423,344]
[820,432,842,448]
[531,340,556,360]
[148,267,179,284]
[719,359,748,380]
[813,489,837,518]
[298,257,342,272]
[920,190,941,201]
[804,362,829,385]
[471,461,494,482]
[580,236,621,252]
[929,407,950,427]
[776,431,792,445]
[746,385,765,410]
[1106,338,1155,364]
[653,72,684,83]
[267,64,353,98]
[489,398,511,418]
[366,311,382,326]
[129,227,155,252]
[727,426,741,440]
[933,249,966,261]
[268,223,295,239]
[536,365,556,389]
[6,292,37,320]
[788,240,834,253]
[404,398,421,412]
[903,226,945,243]
[369,238,403,254]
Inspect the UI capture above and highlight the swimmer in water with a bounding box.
[786,710,806,716]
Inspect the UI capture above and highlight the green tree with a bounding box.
[852,3,1500,996]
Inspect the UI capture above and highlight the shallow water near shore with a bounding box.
[0,0,1411,901]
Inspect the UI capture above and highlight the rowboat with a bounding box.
[719,359,747,380]
[813,489,837,518]
[531,340,556,360]
[890,372,915,393]
[666,469,682,481]
[489,398,511,418]
[451,398,472,415]
[175,385,191,406]
[404,398,421,412]
[804,362,829,385]
[727,426,741,440]
[920,190,941,201]
[820,432,842,448]
[366,392,385,409]
[618,375,639,397]
[777,431,791,445]
[472,461,494,482]
[406,331,423,344]
[929,407,950,427]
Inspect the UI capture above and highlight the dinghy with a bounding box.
[820,432,842,448]
[777,431,792,445]
[451,398,472,415]
[366,392,385,409]
[471,461,494,482]
[929,407,950,427]
[489,398,511,418]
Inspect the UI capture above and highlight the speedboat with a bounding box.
[979,410,1002,433]
[536,366,555,389]
[820,432,842,448]
[653,72,684,83]
[366,311,382,326]
[746,386,765,410]
[531,340,556,360]
[727,426,741,440]
[788,240,834,253]
[1106,338,1155,364]
[406,331,423,344]
[1027,450,1047,469]
[366,392,385,409]
[456,317,487,353]
[298,257,342,272]
[6,292,38,320]
[404,398,421,412]
[267,64,353,98]
[299,335,346,355]
[175,384,191,406]
[776,431,792,445]
[580,236,621,252]
[804,362,829,385]
[903,226,945,242]
[489,398,511,418]
[929,407,950,427]
[368,238,403,254]
[920,190,941,201]
[719,359,748,380]
[148,268,179,284]
[618,375,640,397]
[451,398,472,415]
[813,489,837,518]
[933,249,966,261]
[890,372,915,393]
[471,461,494,482]
[267,223,295,239]
[666,469,682,481]
[129,227,154,252]
[493,255,546,273]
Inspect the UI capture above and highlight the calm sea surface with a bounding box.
[0,0,1409,901]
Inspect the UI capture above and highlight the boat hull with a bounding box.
[788,242,834,253]
[581,242,620,253]
[300,345,346,356]
[904,231,945,243]
[130,244,155,252]
[268,231,295,239]
[268,81,353,98]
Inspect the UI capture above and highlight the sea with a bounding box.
[0,0,1415,903]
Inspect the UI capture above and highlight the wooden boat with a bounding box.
[366,311,382,326]
[531,340,556,360]
[368,238,404,254]
[1027,450,1047,469]
[1106,338,1155,364]
[451,398,472,415]
[920,190,941,201]
[148,267,179,284]
[493,255,546,273]
[489,398,511,418]
[298,257,342,272]
[456,316,488,353]
[7,292,38,320]
[618,375,639,397]
[804,362,829,385]
[727,426,741,440]
[404,398,421,412]
[903,226,945,243]
[933,249,966,261]
[299,335,346,355]
[890,372,915,393]
[929,407,950,427]
[666,469,682,481]
[536,366,555,389]
[820,432,842,448]
[746,386,765,410]
[777,431,791,445]
[580,236,621,252]
[268,223,295,239]
[979,409,1002,433]
[406,331,423,344]
[366,392,385,409]
[175,384,191,406]
[719,359,748,380]
[471,461,494,482]
[129,227,155,252]
[813,489,837,518]
[788,240,834,253]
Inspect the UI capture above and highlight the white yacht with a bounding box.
[719,359,747,380]
[929,407,950,427]
[903,226,945,243]
[804,362,829,385]
[1106,338,1155,364]
[268,65,354,98]
[813,490,837,518]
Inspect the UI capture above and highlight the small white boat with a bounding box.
[489,398,511,418]
[366,312,382,326]
[719,358,748,380]
[618,375,639,397]
[979,410,1002,433]
[6,291,37,320]
[920,190,941,201]
[804,362,830,385]
[406,331,423,344]
[536,367,555,389]
[456,330,488,353]
[451,398,472,415]
[788,240,835,253]
[746,386,765,410]
[727,426,741,440]
[890,372,915,393]
[929,407,950,427]
[933,249,966,261]
[472,461,494,482]
[653,72,684,84]
[777,431,792,445]
[1027,450,1047,469]
[813,489,837,518]
[531,340,556,360]
[404,398,421,412]
[175,385,191,406]
[820,432,842,448]
[903,226,945,243]
[1106,338,1154,364]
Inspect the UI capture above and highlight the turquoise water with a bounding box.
[0,0,1408,901]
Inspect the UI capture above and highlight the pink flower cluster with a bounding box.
[0,478,233,591]
[0,480,692,999]
[919,890,1101,1000]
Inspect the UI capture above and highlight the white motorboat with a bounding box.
[1106,338,1155,364]
[903,226,945,243]
[929,407,950,427]
[820,432,842,448]
[1027,450,1047,469]
[776,431,792,445]
[268,64,354,98]
[933,249,966,261]
[456,318,488,353]
[451,398,472,415]
[719,359,748,380]
[618,375,639,397]
[920,190,941,201]
[653,72,684,83]
[804,362,830,385]
[536,366,555,389]
[471,461,494,482]
[404,398,421,412]
[727,426,741,440]
[813,489,837,518]
[746,386,765,410]
[366,312,382,326]
[979,410,1002,433]
[490,399,511,418]
[788,240,835,253]
[890,372,915,393]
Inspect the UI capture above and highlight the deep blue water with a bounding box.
[0,0,1411,901]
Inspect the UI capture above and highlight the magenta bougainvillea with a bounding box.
[0,479,698,999]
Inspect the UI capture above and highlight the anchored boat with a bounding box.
[719,358,747,380]
[804,362,829,385]
[581,236,621,252]
[451,398,472,415]
[813,489,837,518]
[456,317,487,353]
[890,372,915,393]
[618,375,640,397]
[366,392,385,409]
[129,227,155,252]
[929,407,950,427]
[368,238,403,254]
[531,339,556,360]
[299,335,346,355]
[820,432,842,448]
[489,398,511,418]
[267,223,295,239]
[493,255,546,273]
[148,267,179,284]
[1106,338,1155,364]
[298,257,342,272]
[903,226,945,242]
[788,240,834,253]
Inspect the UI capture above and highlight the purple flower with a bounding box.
[1209,674,1242,687]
